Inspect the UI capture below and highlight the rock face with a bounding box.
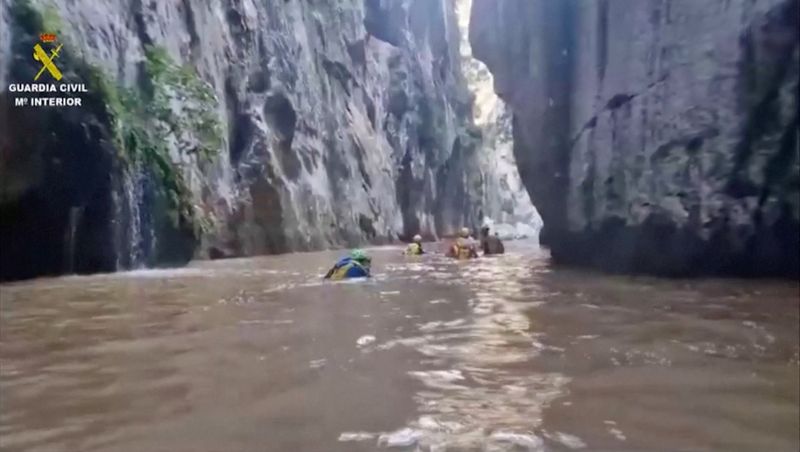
[0,0,535,281]
[471,0,799,276]
[454,0,542,237]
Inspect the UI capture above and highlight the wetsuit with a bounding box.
[405,243,424,255]
[324,257,370,280]
[482,235,505,255]
[448,238,478,259]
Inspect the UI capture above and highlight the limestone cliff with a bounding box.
[471,0,799,276]
[454,0,542,239]
[0,0,532,281]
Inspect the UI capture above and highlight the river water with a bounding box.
[1,241,798,451]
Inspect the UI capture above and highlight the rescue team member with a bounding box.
[446,227,478,259]
[324,249,372,280]
[404,234,425,255]
[480,225,505,255]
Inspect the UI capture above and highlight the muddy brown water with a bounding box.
[1,242,798,451]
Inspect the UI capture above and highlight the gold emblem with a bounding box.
[33,41,63,81]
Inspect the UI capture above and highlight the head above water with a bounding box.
[459,227,470,238]
[350,249,371,265]
[413,234,422,243]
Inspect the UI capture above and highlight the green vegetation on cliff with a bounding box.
[86,46,223,237]
[11,0,223,239]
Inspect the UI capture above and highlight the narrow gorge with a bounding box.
[0,0,537,281]
[1,3,798,450]
[1,0,797,281]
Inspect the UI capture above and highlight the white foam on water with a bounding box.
[502,384,526,395]
[377,428,422,448]
[338,432,375,442]
[531,340,566,353]
[408,369,465,383]
[417,318,467,332]
[489,431,544,449]
[356,335,376,347]
[545,431,586,449]
[330,277,370,285]
[608,428,627,441]
[309,359,327,369]
[113,267,212,279]
[238,320,268,325]
[416,415,464,433]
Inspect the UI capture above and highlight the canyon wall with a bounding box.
[471,0,799,276]
[0,0,535,281]
[455,0,542,239]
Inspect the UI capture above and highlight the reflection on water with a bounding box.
[369,254,573,451]
[1,242,798,452]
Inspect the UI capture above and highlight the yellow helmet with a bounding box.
[459,227,470,238]
[413,234,422,243]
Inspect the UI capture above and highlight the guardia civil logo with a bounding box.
[33,33,63,81]
[8,32,88,108]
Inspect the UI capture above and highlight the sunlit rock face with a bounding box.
[454,0,542,239]
[471,0,799,276]
[0,0,535,280]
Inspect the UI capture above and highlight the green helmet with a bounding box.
[350,249,371,263]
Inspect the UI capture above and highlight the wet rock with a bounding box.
[470,0,800,277]
[208,246,231,260]
[454,0,542,235]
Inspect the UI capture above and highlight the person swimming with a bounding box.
[404,234,425,255]
[446,227,479,259]
[480,225,505,255]
[324,249,372,280]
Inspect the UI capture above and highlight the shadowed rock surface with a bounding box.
[470,0,799,277]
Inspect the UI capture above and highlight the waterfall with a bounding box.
[140,165,158,266]
[63,206,83,274]
[112,160,157,271]
[126,163,145,268]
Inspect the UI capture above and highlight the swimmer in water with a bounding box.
[404,234,425,255]
[324,249,372,280]
[446,227,479,259]
[480,225,505,255]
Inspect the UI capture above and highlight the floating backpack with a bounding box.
[325,257,370,280]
